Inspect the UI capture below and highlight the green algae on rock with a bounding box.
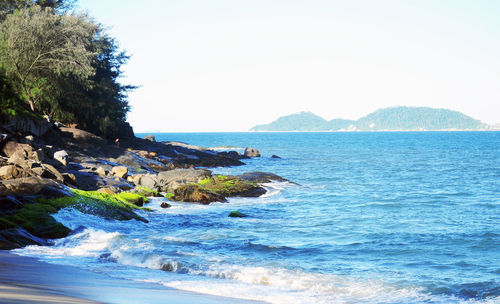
[0,188,150,249]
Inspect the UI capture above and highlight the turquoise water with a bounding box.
[16,132,500,303]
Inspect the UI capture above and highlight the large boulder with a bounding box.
[244,147,261,158]
[1,141,32,158]
[172,184,226,204]
[138,174,158,190]
[0,177,69,196]
[0,228,51,250]
[157,168,212,192]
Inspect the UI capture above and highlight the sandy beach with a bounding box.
[0,251,263,304]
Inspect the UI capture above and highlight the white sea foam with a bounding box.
[15,217,498,304]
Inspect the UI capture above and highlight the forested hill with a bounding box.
[0,1,135,139]
[251,112,354,131]
[250,107,489,131]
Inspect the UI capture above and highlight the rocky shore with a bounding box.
[0,117,287,250]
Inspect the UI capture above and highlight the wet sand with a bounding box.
[0,251,263,304]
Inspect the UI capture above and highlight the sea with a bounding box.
[15,132,500,304]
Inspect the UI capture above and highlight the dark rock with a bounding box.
[228,211,248,218]
[0,228,51,250]
[144,135,156,142]
[41,163,64,182]
[157,168,212,192]
[0,196,24,213]
[238,172,290,184]
[160,202,171,208]
[271,155,281,159]
[218,151,243,160]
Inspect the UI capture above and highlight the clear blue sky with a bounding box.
[78,0,500,132]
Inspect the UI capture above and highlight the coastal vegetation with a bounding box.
[0,0,134,139]
[251,107,489,131]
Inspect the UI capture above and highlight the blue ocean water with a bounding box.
[16,132,500,303]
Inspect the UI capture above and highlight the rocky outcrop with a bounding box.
[157,168,212,192]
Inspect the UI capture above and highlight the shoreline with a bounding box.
[0,251,264,304]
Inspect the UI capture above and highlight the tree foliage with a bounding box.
[0,1,135,138]
[0,5,97,111]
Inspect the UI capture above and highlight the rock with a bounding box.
[7,152,31,169]
[238,172,290,184]
[0,228,51,250]
[53,150,69,166]
[196,175,267,198]
[0,196,24,213]
[31,149,47,162]
[0,165,21,180]
[172,184,226,204]
[2,141,32,158]
[96,166,109,177]
[115,192,146,207]
[157,168,212,192]
[41,163,64,182]
[0,177,68,196]
[112,166,128,179]
[271,155,281,159]
[62,173,77,185]
[138,174,158,190]
[218,151,242,160]
[244,147,261,157]
[160,202,171,208]
[144,135,156,142]
[229,211,248,218]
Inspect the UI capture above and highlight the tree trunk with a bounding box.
[28,99,35,112]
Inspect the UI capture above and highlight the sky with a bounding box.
[78,0,500,132]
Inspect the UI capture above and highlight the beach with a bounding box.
[0,251,263,304]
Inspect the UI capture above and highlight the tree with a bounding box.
[0,5,97,112]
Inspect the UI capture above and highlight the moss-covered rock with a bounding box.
[228,211,248,218]
[134,186,161,197]
[170,175,266,204]
[172,184,227,204]
[198,175,266,197]
[0,188,150,248]
[114,192,149,207]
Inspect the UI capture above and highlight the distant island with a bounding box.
[250,107,491,131]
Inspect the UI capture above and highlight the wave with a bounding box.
[15,221,500,304]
